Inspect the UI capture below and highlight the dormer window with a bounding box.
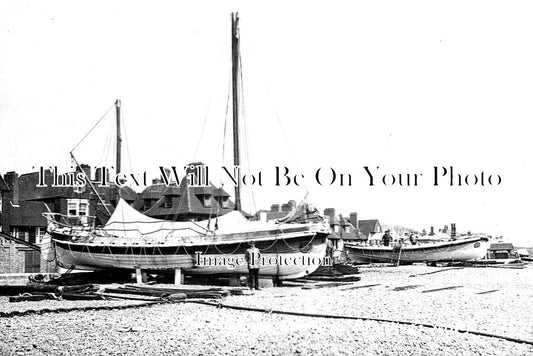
[198,194,212,208]
[164,195,173,208]
[143,199,153,211]
[221,196,229,209]
[216,196,229,209]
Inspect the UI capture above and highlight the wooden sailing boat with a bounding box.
[44,13,330,280]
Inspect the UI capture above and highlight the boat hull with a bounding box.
[52,233,329,280]
[345,237,489,264]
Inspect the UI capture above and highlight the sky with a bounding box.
[1,1,532,245]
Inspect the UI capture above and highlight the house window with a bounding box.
[79,203,88,216]
[67,199,89,216]
[164,196,173,208]
[11,227,29,242]
[36,227,46,244]
[345,226,351,233]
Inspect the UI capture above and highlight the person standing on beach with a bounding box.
[245,241,261,290]
[409,233,418,245]
[382,230,392,247]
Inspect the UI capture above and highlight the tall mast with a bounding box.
[231,12,241,212]
[115,99,122,174]
[115,99,122,205]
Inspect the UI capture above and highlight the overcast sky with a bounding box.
[1,1,532,245]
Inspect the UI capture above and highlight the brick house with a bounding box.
[0,166,137,273]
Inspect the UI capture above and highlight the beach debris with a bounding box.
[340,283,381,291]
[301,281,357,290]
[476,289,500,295]
[421,286,463,293]
[409,267,464,278]
[392,284,422,291]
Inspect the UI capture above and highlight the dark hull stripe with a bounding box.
[53,234,328,256]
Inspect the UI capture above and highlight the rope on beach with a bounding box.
[0,299,174,319]
[187,300,533,347]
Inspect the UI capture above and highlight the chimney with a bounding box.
[451,223,456,238]
[152,178,162,185]
[185,162,204,175]
[4,172,19,205]
[4,171,18,186]
[323,208,336,220]
[350,212,358,229]
[430,226,434,235]
[443,225,449,233]
[95,167,110,183]
[78,164,92,180]
[270,204,280,212]
[281,201,295,212]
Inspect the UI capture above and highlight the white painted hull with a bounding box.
[345,237,489,264]
[52,233,329,280]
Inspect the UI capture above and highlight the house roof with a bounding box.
[140,184,166,199]
[143,177,234,219]
[358,219,381,238]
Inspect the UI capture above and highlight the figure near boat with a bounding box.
[382,230,392,247]
[245,241,261,290]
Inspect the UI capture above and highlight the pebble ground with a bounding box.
[1,264,532,355]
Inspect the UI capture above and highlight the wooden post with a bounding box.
[174,267,182,285]
[135,267,143,284]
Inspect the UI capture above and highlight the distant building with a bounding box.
[358,219,383,239]
[251,201,296,222]
[322,209,367,262]
[486,242,515,260]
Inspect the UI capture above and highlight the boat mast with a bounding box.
[115,99,122,175]
[231,12,241,212]
[115,99,122,204]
